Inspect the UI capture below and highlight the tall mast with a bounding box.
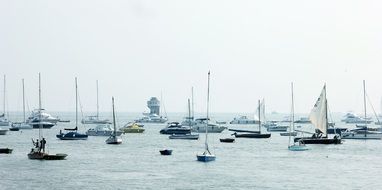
[258,100,261,133]
[96,80,99,119]
[75,77,78,128]
[324,85,328,137]
[363,80,367,137]
[191,87,194,119]
[289,82,295,146]
[22,79,26,122]
[38,73,42,140]
[205,71,210,151]
[112,97,116,136]
[3,75,5,115]
[188,98,191,126]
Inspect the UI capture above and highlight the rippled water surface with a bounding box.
[1,112,382,189]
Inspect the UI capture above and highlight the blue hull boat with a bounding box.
[56,132,88,140]
[196,154,216,162]
[288,145,309,151]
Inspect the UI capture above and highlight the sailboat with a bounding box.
[288,83,309,151]
[341,80,382,140]
[233,100,271,138]
[0,75,10,127]
[106,97,122,144]
[169,98,199,140]
[28,73,67,160]
[56,77,88,140]
[82,80,111,124]
[294,85,341,144]
[10,79,32,130]
[196,71,216,162]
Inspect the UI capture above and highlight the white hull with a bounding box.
[192,125,226,133]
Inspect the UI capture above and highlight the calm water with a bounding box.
[1,112,382,190]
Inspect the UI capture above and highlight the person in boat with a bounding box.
[41,138,46,152]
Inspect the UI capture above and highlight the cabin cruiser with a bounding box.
[28,118,55,129]
[119,122,145,133]
[81,115,111,124]
[135,113,168,123]
[160,122,191,135]
[341,112,372,124]
[230,116,259,124]
[341,127,382,139]
[191,118,226,133]
[86,124,123,136]
[27,109,60,124]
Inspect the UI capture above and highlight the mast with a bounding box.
[75,77,78,128]
[38,73,42,140]
[363,80,367,137]
[22,79,25,122]
[258,100,261,133]
[188,98,191,126]
[191,87,194,119]
[112,97,116,136]
[289,82,295,146]
[205,71,210,152]
[96,80,99,119]
[324,85,328,137]
[3,75,5,116]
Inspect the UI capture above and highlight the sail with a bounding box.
[309,85,327,135]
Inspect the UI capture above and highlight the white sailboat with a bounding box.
[11,79,32,130]
[288,83,309,151]
[0,75,10,127]
[342,80,382,140]
[106,97,122,144]
[82,80,111,124]
[196,71,216,162]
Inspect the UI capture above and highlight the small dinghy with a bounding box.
[159,149,173,155]
[219,138,235,143]
[0,148,13,154]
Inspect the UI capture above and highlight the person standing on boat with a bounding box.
[41,138,46,152]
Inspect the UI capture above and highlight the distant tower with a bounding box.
[147,97,160,115]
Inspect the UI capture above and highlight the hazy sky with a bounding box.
[1,0,382,115]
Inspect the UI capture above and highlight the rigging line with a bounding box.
[366,92,380,124]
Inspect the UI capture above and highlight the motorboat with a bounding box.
[81,116,111,124]
[169,133,199,140]
[27,109,60,124]
[0,114,10,127]
[120,123,145,133]
[87,124,123,136]
[230,116,259,124]
[11,122,32,130]
[341,127,382,140]
[191,118,226,133]
[135,114,168,123]
[341,112,372,124]
[265,122,288,132]
[28,119,55,129]
[160,122,191,135]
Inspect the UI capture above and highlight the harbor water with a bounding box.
[1,112,382,189]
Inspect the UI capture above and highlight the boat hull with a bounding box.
[280,132,297,136]
[220,138,235,143]
[0,148,12,154]
[86,130,123,136]
[169,134,199,140]
[234,133,271,138]
[0,129,8,135]
[196,154,216,162]
[122,128,145,133]
[56,132,88,140]
[30,123,55,129]
[288,145,309,151]
[160,128,191,135]
[28,151,67,160]
[294,137,341,144]
[159,149,173,155]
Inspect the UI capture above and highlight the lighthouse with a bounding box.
[147,97,160,115]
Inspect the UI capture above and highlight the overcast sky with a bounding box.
[1,0,382,115]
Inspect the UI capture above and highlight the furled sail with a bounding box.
[309,85,327,135]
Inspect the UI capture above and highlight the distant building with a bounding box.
[147,97,160,115]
